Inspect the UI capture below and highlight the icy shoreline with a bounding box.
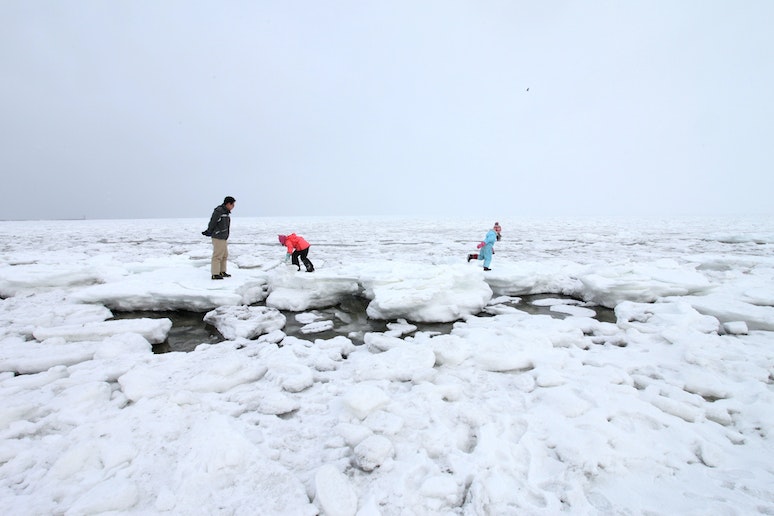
[1,216,773,514]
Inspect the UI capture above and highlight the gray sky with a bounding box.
[2,1,773,220]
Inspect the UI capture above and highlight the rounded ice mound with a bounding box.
[354,435,394,472]
[314,465,358,516]
[363,263,492,323]
[578,260,712,308]
[343,385,390,420]
[203,305,286,340]
[266,269,360,311]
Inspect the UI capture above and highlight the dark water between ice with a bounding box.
[112,295,615,354]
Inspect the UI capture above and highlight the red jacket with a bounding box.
[284,233,310,253]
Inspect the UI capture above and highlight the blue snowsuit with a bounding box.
[478,229,498,268]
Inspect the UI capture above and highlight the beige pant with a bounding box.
[211,238,228,275]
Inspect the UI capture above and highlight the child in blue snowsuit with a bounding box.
[467,223,500,271]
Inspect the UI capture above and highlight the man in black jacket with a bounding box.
[202,196,235,280]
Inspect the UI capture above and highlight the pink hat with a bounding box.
[278,234,287,245]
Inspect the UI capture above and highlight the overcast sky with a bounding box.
[1,1,773,220]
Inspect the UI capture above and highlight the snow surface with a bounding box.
[1,215,773,514]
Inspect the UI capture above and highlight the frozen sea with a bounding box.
[0,215,773,515]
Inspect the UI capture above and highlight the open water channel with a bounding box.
[112,294,615,353]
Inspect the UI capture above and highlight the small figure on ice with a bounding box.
[467,222,501,271]
[279,233,315,272]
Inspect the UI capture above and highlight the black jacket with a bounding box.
[203,204,231,240]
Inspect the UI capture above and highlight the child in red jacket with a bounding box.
[278,233,315,272]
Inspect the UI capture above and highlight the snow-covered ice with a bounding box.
[1,215,773,514]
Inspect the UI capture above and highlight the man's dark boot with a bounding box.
[212,274,223,280]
